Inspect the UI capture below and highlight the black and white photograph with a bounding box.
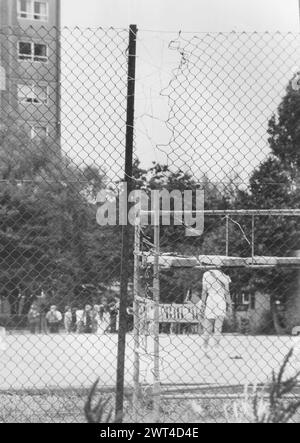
[0,0,300,426]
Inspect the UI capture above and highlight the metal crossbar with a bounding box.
[140,209,300,216]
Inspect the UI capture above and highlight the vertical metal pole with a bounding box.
[251,216,255,263]
[153,195,161,422]
[115,24,137,423]
[56,0,62,146]
[225,215,229,256]
[133,223,141,421]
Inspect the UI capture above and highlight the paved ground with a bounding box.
[0,333,299,391]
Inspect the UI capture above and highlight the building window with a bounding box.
[17,0,48,21]
[31,125,48,139]
[233,292,251,312]
[18,42,48,63]
[18,84,48,104]
[242,293,250,306]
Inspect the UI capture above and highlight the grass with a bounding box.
[0,390,242,423]
[82,349,300,424]
[2,389,300,423]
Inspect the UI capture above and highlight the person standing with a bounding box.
[108,300,119,333]
[70,307,78,333]
[92,305,101,333]
[64,306,72,333]
[126,305,134,332]
[98,304,110,334]
[201,268,233,358]
[81,305,94,334]
[76,307,84,333]
[28,303,40,334]
[36,290,48,334]
[46,305,62,334]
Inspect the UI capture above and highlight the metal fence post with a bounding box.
[115,24,137,423]
[226,215,229,256]
[153,194,161,422]
[133,223,141,421]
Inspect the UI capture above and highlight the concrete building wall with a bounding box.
[0,0,60,143]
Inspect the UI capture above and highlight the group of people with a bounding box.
[63,303,119,334]
[27,300,121,335]
[25,267,233,358]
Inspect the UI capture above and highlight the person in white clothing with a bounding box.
[46,305,62,334]
[201,268,233,357]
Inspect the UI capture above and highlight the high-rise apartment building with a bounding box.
[0,0,61,142]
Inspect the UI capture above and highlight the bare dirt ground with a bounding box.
[0,333,300,422]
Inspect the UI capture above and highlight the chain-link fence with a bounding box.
[0,25,300,423]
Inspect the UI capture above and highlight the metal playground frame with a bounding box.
[132,207,300,421]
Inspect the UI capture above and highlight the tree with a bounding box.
[0,117,111,315]
[131,161,236,303]
[232,76,300,333]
